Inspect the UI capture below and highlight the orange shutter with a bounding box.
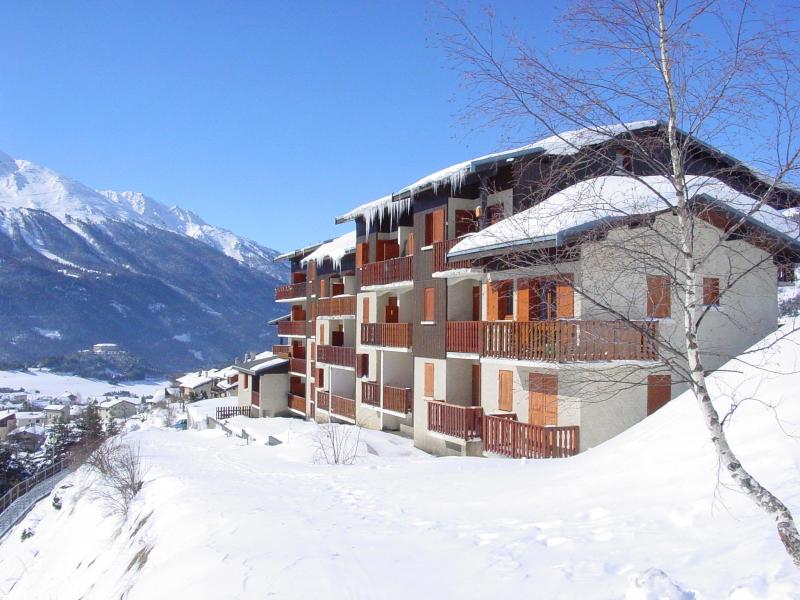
[486,283,498,321]
[556,274,574,318]
[424,362,434,398]
[362,296,370,323]
[703,277,720,306]
[516,279,530,322]
[647,275,671,318]
[406,232,415,256]
[424,287,435,321]
[499,370,513,412]
[432,209,446,243]
[529,373,558,426]
[647,374,671,414]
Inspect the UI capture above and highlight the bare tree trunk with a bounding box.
[657,0,800,567]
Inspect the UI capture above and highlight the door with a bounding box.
[529,373,558,426]
[499,370,513,412]
[385,296,399,323]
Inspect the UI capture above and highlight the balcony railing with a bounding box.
[361,381,380,407]
[331,394,356,420]
[276,281,308,300]
[483,414,579,459]
[316,345,356,368]
[446,320,657,362]
[427,401,483,440]
[317,390,330,411]
[383,385,412,414]
[433,239,473,272]
[277,321,307,337]
[288,394,306,414]
[289,357,307,375]
[317,296,356,317]
[360,323,412,348]
[272,344,291,358]
[360,256,413,287]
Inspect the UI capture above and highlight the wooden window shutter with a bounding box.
[472,286,481,321]
[432,208,446,244]
[320,279,327,298]
[556,274,574,319]
[424,362,434,398]
[647,275,671,318]
[515,279,530,322]
[319,323,326,344]
[499,370,513,412]
[356,242,369,267]
[471,364,481,407]
[243,373,249,389]
[316,368,324,388]
[703,277,720,306]
[424,213,434,246]
[362,296,370,323]
[529,373,558,426]
[424,287,435,322]
[406,232,414,256]
[356,353,369,378]
[486,283,498,321]
[647,374,671,415]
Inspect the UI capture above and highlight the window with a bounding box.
[424,209,446,246]
[487,280,513,321]
[529,373,558,426]
[487,203,505,225]
[424,363,434,398]
[424,287,436,322]
[647,275,671,318]
[703,277,720,306]
[615,148,633,172]
[647,374,671,415]
[455,209,479,237]
[243,373,249,389]
[499,370,513,412]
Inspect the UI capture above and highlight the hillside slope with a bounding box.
[0,150,287,371]
[1,327,798,599]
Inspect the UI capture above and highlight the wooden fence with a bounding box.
[317,296,356,317]
[433,239,473,272]
[331,395,356,420]
[360,256,413,287]
[360,323,412,348]
[317,345,356,368]
[216,406,252,420]
[427,401,483,440]
[316,390,330,411]
[275,281,307,300]
[0,458,72,516]
[482,414,579,458]
[361,381,380,407]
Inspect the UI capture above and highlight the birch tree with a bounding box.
[444,0,800,566]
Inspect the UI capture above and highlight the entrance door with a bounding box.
[529,373,558,426]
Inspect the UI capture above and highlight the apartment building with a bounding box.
[273,121,800,458]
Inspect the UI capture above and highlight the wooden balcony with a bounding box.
[289,357,306,375]
[316,345,356,368]
[276,281,308,301]
[360,323,412,348]
[446,320,657,362]
[427,401,483,440]
[317,390,330,411]
[433,239,473,272]
[383,384,412,414]
[483,414,579,459]
[317,295,356,317]
[290,380,305,397]
[331,394,356,420]
[360,256,413,287]
[288,394,306,414]
[361,381,380,407]
[277,321,307,337]
[272,344,291,358]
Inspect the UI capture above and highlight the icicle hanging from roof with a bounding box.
[361,196,413,232]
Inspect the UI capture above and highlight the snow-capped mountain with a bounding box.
[0,149,288,373]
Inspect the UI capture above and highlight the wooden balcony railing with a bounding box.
[383,385,412,414]
[433,239,473,272]
[317,390,330,411]
[289,357,307,374]
[360,256,413,287]
[483,414,579,458]
[360,323,412,348]
[288,394,306,414]
[427,401,483,440]
[316,345,356,368]
[215,406,252,420]
[446,320,657,362]
[317,295,356,317]
[361,381,380,407]
[276,281,308,300]
[446,321,482,354]
[272,344,291,358]
[331,394,356,420]
[277,321,307,337]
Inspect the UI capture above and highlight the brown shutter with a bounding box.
[472,286,481,321]
[406,232,415,256]
[432,209,446,243]
[319,323,326,344]
[471,364,481,406]
[424,287,435,322]
[529,373,558,426]
[647,275,671,318]
[647,374,671,414]
[486,283,498,321]
[516,279,530,322]
[385,296,399,323]
[556,274,574,319]
[424,213,433,246]
[362,296,370,323]
[499,370,513,412]
[356,353,369,378]
[316,368,324,388]
[703,277,720,306]
[424,362,434,398]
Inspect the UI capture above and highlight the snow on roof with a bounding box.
[336,121,659,225]
[236,355,288,374]
[274,240,325,263]
[44,404,66,411]
[300,231,357,269]
[9,424,45,437]
[267,314,290,325]
[0,410,15,421]
[448,175,800,258]
[15,411,44,419]
[176,372,214,389]
[99,398,138,408]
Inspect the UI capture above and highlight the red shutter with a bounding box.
[647,275,671,318]
[424,287,435,322]
[703,277,720,306]
[647,374,671,414]
[362,296,370,324]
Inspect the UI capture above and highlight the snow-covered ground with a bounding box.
[1,329,799,599]
[0,368,167,401]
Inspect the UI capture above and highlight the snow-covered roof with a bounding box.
[176,372,214,389]
[267,313,291,325]
[44,404,66,412]
[236,355,288,375]
[300,231,357,269]
[449,175,800,259]
[99,398,138,409]
[274,240,325,263]
[15,411,44,419]
[217,380,239,391]
[8,424,45,437]
[0,410,15,421]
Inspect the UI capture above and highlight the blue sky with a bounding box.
[0,1,562,251]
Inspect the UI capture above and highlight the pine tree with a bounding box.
[105,414,119,437]
[76,404,104,443]
[45,417,72,462]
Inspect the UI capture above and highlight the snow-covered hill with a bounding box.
[1,327,798,599]
[0,150,288,371]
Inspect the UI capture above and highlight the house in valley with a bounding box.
[7,425,45,452]
[44,404,70,424]
[234,354,290,418]
[0,411,16,441]
[14,411,45,428]
[176,371,215,400]
[97,398,139,420]
[270,121,800,458]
